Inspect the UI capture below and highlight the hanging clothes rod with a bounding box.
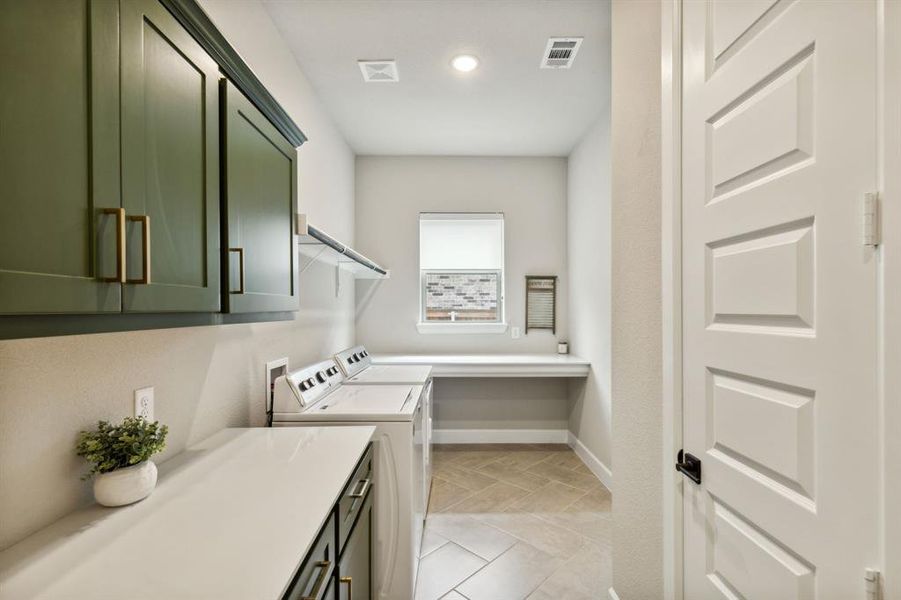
[296,214,388,277]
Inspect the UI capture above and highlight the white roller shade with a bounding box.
[419,213,504,270]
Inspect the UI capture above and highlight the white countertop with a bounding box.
[371,354,590,377]
[0,426,375,600]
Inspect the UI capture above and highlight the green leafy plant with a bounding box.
[76,417,168,479]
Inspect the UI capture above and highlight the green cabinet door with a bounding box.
[222,81,299,313]
[0,0,121,314]
[120,0,220,312]
[338,497,372,600]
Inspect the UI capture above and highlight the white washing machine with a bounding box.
[272,359,426,600]
[335,345,433,506]
[335,345,432,386]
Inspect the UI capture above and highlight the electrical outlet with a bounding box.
[511,326,521,339]
[134,387,154,421]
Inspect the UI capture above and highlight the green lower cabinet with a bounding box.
[119,0,221,313]
[222,81,299,313]
[285,513,337,600]
[339,495,373,600]
[0,0,121,314]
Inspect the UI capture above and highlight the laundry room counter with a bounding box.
[372,353,590,377]
[0,426,375,600]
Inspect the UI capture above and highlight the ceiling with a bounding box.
[262,0,610,156]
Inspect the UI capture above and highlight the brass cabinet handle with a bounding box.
[228,247,245,294]
[340,576,352,600]
[127,215,151,284]
[100,208,126,283]
[301,560,331,600]
[348,478,371,499]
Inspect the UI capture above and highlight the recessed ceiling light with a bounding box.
[451,54,479,73]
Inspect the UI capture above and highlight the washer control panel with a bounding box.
[334,345,372,378]
[273,359,345,412]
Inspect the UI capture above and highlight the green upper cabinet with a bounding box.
[222,81,299,313]
[0,0,121,314]
[120,0,221,313]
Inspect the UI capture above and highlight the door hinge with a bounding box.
[863,192,880,247]
[865,568,881,600]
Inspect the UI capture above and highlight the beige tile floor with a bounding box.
[414,444,612,600]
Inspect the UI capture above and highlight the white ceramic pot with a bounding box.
[93,460,158,507]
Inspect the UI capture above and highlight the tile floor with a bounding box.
[414,444,612,600]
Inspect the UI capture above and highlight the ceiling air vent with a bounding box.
[358,60,399,83]
[541,37,583,69]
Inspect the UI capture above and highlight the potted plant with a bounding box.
[76,417,169,507]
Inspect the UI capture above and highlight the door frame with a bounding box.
[661,2,898,598]
[879,2,901,597]
[661,1,683,599]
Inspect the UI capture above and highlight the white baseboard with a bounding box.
[567,431,614,490]
[608,587,620,600]
[432,428,569,444]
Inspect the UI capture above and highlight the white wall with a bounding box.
[354,156,567,354]
[202,0,355,244]
[0,0,355,551]
[434,378,570,433]
[354,156,569,436]
[610,0,663,597]
[566,114,612,471]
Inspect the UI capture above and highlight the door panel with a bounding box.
[339,494,372,600]
[121,0,220,312]
[0,0,121,313]
[682,1,879,597]
[222,81,299,313]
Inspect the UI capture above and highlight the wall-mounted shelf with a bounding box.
[296,214,389,279]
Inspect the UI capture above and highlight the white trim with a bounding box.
[608,587,620,600]
[567,432,613,490]
[419,212,504,221]
[432,428,568,444]
[372,354,591,378]
[661,2,684,599]
[416,322,508,334]
[419,211,504,221]
[427,365,588,378]
[879,2,901,596]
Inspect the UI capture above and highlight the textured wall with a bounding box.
[610,0,663,597]
[566,112,612,471]
[354,156,568,354]
[0,0,356,551]
[354,156,570,434]
[434,378,570,432]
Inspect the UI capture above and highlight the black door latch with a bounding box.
[676,449,702,484]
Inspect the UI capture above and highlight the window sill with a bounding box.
[416,322,508,335]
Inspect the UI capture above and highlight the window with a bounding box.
[418,213,506,333]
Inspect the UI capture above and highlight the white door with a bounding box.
[681,1,880,598]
